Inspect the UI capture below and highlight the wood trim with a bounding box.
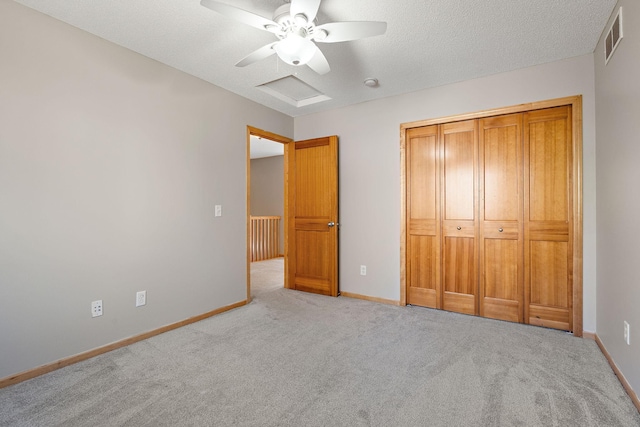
[400,96,583,131]
[295,137,330,149]
[571,98,584,337]
[590,334,640,413]
[400,95,583,334]
[284,138,293,289]
[284,135,295,290]
[246,127,252,302]
[246,126,293,296]
[329,135,339,297]
[399,125,408,306]
[341,291,401,306]
[247,126,294,145]
[0,300,247,389]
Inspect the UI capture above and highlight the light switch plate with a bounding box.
[215,205,222,217]
[624,321,630,345]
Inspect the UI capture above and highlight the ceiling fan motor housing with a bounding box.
[273,4,313,37]
[274,4,295,28]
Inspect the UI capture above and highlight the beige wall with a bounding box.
[0,2,292,379]
[295,54,598,332]
[595,1,640,396]
[250,156,284,254]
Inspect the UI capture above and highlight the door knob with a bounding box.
[328,222,336,227]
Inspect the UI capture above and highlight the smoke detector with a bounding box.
[364,78,379,87]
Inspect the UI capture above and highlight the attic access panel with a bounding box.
[257,75,331,107]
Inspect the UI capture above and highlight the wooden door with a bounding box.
[441,120,478,315]
[478,114,524,322]
[524,107,572,330]
[287,136,339,296]
[406,125,441,308]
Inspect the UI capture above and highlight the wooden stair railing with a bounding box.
[250,216,281,262]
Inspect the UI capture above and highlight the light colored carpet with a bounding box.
[250,257,284,297]
[1,258,639,426]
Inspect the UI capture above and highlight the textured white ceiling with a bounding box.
[13,0,616,117]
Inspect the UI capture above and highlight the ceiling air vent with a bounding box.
[605,7,623,65]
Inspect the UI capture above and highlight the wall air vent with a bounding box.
[605,7,623,65]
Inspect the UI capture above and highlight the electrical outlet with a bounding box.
[624,321,630,345]
[136,290,146,307]
[360,265,367,276]
[91,300,103,317]
[215,205,222,217]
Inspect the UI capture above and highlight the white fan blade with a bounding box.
[315,21,387,43]
[200,0,280,34]
[235,42,278,67]
[290,0,321,23]
[306,44,330,75]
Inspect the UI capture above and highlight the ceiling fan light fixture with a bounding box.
[274,34,316,66]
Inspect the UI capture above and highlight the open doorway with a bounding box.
[246,127,292,301]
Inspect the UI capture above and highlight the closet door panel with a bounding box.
[443,236,476,314]
[443,130,475,220]
[479,114,524,322]
[441,120,478,315]
[530,241,569,306]
[529,121,569,222]
[408,235,438,307]
[407,126,440,308]
[483,239,520,321]
[483,124,520,221]
[524,106,572,331]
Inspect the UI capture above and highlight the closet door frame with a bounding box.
[400,95,583,337]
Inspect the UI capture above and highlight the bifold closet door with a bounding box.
[524,106,573,331]
[441,120,478,315]
[406,125,440,308]
[478,114,524,322]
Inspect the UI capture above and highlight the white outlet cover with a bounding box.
[136,291,146,307]
[91,300,103,317]
[215,205,222,217]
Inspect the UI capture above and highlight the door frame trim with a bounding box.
[246,126,293,302]
[399,95,583,336]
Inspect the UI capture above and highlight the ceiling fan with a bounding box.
[200,0,387,75]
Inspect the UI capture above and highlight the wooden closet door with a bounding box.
[407,126,441,308]
[524,107,573,331]
[441,120,478,315]
[478,114,524,322]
